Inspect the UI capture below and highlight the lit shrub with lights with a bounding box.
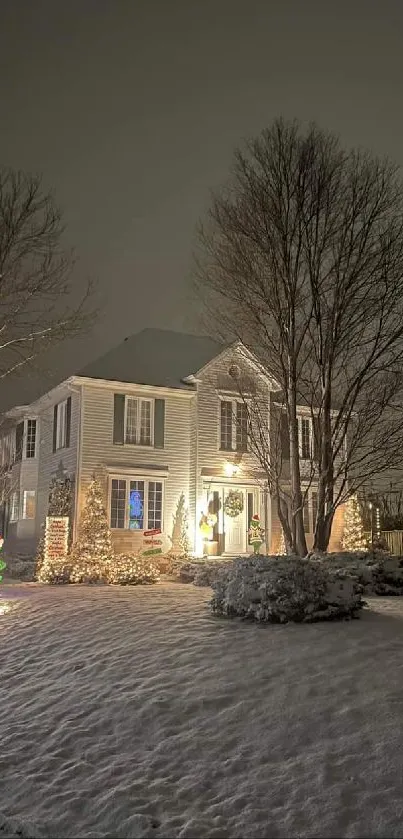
[37,555,72,585]
[105,553,160,585]
[210,556,363,623]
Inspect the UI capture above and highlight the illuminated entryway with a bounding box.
[202,483,263,556]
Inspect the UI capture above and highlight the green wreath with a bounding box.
[224,490,244,518]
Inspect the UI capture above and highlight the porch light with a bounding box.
[224,462,239,478]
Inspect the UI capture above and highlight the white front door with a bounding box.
[224,487,247,555]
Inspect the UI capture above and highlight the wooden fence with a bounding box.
[381,531,403,556]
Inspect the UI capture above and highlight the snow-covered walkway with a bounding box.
[1,582,403,838]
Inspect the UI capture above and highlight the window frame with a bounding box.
[124,396,154,448]
[218,397,249,453]
[10,491,20,522]
[109,476,164,531]
[22,490,36,520]
[25,419,37,459]
[55,400,68,451]
[298,415,313,461]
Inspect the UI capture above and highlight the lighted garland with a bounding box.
[223,490,244,518]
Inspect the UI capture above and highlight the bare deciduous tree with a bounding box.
[0,167,95,382]
[195,118,403,556]
[0,166,96,502]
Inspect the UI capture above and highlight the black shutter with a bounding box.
[154,399,165,449]
[15,421,24,462]
[113,394,125,444]
[53,405,58,452]
[65,396,72,448]
[313,415,320,462]
[280,412,290,459]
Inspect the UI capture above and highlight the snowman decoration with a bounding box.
[248,514,264,555]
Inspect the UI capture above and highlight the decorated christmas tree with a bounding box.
[170,492,190,557]
[278,528,286,555]
[341,493,367,551]
[70,475,114,582]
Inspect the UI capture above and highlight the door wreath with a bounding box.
[223,490,244,518]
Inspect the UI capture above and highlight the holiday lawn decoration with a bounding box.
[248,514,264,554]
[341,494,367,551]
[224,490,244,518]
[0,536,5,582]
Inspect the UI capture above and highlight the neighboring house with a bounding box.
[0,328,344,559]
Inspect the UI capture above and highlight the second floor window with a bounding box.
[55,400,68,450]
[220,400,248,452]
[299,417,312,460]
[26,420,37,459]
[125,397,153,446]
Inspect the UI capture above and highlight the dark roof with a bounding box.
[77,328,225,389]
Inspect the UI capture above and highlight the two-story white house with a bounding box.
[0,328,344,560]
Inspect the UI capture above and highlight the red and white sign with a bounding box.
[144,528,161,537]
[45,516,69,561]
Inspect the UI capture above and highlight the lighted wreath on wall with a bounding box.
[223,490,244,518]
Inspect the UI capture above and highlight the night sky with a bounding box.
[1,0,402,409]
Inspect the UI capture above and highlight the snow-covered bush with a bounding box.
[3,556,36,582]
[0,811,43,838]
[105,554,160,585]
[211,556,363,623]
[178,559,234,586]
[311,551,403,595]
[37,555,72,584]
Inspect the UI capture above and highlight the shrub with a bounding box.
[37,555,72,584]
[3,556,36,582]
[69,557,106,584]
[178,559,234,585]
[311,551,403,595]
[105,553,160,585]
[211,556,363,623]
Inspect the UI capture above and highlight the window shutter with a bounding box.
[280,412,290,459]
[313,415,320,462]
[53,405,58,452]
[15,421,24,462]
[154,399,165,448]
[113,394,125,444]
[65,396,72,448]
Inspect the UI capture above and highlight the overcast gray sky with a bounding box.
[0,0,402,407]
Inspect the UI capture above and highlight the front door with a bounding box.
[224,487,247,554]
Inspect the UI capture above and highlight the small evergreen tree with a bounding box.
[70,475,113,582]
[170,492,190,557]
[341,494,367,551]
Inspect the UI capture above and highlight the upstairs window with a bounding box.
[219,400,248,452]
[25,420,37,459]
[56,400,68,450]
[298,416,312,460]
[125,397,153,446]
[53,397,71,452]
[220,401,233,451]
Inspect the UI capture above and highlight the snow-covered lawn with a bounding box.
[1,583,403,839]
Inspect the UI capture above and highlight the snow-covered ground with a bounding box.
[1,583,403,839]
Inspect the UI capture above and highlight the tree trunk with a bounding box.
[313,511,334,552]
[288,394,308,557]
[277,491,293,554]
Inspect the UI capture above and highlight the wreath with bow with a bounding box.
[223,490,244,518]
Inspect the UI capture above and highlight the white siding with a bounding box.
[36,386,80,540]
[193,346,272,553]
[78,383,193,553]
